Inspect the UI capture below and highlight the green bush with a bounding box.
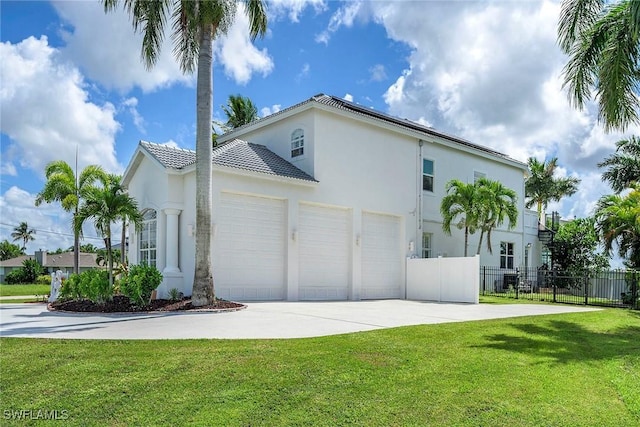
[58,270,112,304]
[5,269,27,284]
[21,259,44,283]
[121,263,162,307]
[35,274,52,286]
[59,274,81,301]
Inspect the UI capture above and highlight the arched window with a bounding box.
[291,128,304,157]
[139,209,157,267]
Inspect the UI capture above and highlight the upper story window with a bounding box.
[139,209,157,267]
[291,129,304,158]
[423,159,434,192]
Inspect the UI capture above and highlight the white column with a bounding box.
[163,208,181,273]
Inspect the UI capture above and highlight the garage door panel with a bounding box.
[214,193,285,300]
[362,212,402,299]
[298,203,350,299]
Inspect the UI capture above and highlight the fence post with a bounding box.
[584,274,588,306]
[552,268,557,303]
[633,271,639,310]
[482,266,486,295]
[515,268,519,300]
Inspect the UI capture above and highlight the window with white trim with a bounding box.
[139,209,157,267]
[500,241,514,269]
[423,159,434,192]
[291,129,304,157]
[422,233,432,258]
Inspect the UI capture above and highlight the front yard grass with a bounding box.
[0,284,50,297]
[1,309,639,426]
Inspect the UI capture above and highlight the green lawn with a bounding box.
[0,284,50,297]
[1,310,639,426]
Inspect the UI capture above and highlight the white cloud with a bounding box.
[316,1,363,44]
[214,4,275,85]
[260,104,281,117]
[54,2,191,93]
[122,97,145,133]
[343,93,354,102]
[296,63,310,82]
[268,0,327,23]
[54,1,273,91]
[0,36,122,177]
[369,64,387,82]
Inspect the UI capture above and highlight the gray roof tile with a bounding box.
[140,140,317,182]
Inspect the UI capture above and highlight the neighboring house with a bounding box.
[0,251,98,283]
[123,93,539,301]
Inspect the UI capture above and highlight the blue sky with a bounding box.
[0,0,635,254]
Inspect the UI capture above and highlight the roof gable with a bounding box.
[137,140,317,182]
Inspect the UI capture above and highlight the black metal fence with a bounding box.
[480,266,639,309]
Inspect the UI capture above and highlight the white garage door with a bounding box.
[298,203,351,300]
[361,212,402,299]
[214,192,286,301]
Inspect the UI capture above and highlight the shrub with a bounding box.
[36,274,52,286]
[168,287,180,301]
[58,270,112,304]
[5,269,27,284]
[21,259,44,283]
[59,274,82,301]
[121,263,163,307]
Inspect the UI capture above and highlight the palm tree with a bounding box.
[10,222,35,251]
[35,160,106,274]
[76,174,143,287]
[221,94,259,130]
[525,157,580,222]
[558,0,640,131]
[594,184,640,268]
[441,180,480,257]
[598,136,640,193]
[103,0,267,306]
[475,179,518,255]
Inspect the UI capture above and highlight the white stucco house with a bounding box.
[123,94,540,301]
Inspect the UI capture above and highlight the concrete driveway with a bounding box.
[0,300,599,340]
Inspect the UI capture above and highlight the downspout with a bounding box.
[418,139,424,237]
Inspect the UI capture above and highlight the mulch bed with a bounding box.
[49,295,245,313]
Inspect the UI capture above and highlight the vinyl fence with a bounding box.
[480,266,639,309]
[407,256,479,304]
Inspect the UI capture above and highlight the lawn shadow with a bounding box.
[476,318,640,364]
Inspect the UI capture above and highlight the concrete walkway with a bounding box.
[0,300,600,340]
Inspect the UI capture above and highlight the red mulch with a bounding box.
[49,295,245,313]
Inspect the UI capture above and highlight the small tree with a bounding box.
[550,217,609,288]
[0,240,24,260]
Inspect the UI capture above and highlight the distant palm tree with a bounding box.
[558,0,640,131]
[10,222,35,251]
[103,0,268,306]
[221,94,259,129]
[598,136,640,193]
[594,184,640,268]
[525,157,580,221]
[35,160,106,274]
[475,179,518,255]
[76,174,143,287]
[441,180,480,257]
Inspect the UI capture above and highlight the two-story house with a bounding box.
[122,94,534,301]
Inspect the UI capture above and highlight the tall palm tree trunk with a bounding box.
[73,207,80,274]
[192,23,215,306]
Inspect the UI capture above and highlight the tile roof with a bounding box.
[221,93,524,166]
[140,139,317,182]
[0,252,98,269]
